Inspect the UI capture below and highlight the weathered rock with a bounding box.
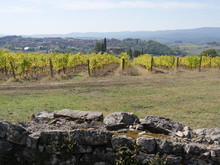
[183,126,193,138]
[6,122,30,145]
[141,116,186,134]
[73,145,93,154]
[94,162,111,165]
[39,130,69,144]
[34,111,54,120]
[54,109,103,121]
[194,128,220,136]
[26,132,40,149]
[157,139,174,154]
[104,112,139,131]
[136,137,156,153]
[175,131,184,138]
[70,129,112,146]
[93,147,115,164]
[135,124,144,131]
[184,143,206,155]
[135,153,155,164]
[111,135,135,149]
[22,148,40,162]
[172,142,184,153]
[0,120,9,138]
[194,128,220,145]
[51,155,76,165]
[187,158,209,165]
[165,155,182,165]
[210,148,220,157]
[1,113,220,164]
[0,140,13,154]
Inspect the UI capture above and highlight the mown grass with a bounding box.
[0,69,220,129]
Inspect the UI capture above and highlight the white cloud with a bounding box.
[51,0,219,11]
[0,6,41,14]
[2,0,218,13]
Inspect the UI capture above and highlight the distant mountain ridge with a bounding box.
[1,27,220,44]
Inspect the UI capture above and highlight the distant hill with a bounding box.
[25,27,220,44]
[0,36,186,56]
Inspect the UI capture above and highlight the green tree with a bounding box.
[103,38,107,52]
[133,49,142,57]
[200,49,219,57]
[94,42,103,53]
[127,47,133,58]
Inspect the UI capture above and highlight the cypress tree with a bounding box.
[128,47,133,58]
[103,38,107,52]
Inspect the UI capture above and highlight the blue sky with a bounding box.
[1,0,220,35]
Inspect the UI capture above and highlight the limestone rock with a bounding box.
[135,153,155,164]
[93,147,115,164]
[94,162,111,165]
[194,128,220,136]
[172,142,184,153]
[26,132,40,149]
[39,130,69,144]
[51,155,76,165]
[73,145,93,154]
[184,143,206,155]
[70,129,112,146]
[54,109,103,121]
[104,112,139,131]
[165,155,182,165]
[136,137,156,153]
[175,131,184,138]
[194,128,220,144]
[0,140,13,154]
[6,122,30,145]
[141,116,186,135]
[157,139,174,154]
[34,111,54,120]
[111,135,135,149]
[0,120,9,138]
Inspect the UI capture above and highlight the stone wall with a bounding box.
[0,110,219,165]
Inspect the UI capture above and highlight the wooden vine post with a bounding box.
[150,56,154,72]
[4,57,8,77]
[9,61,16,79]
[87,60,91,76]
[176,57,179,69]
[122,58,125,71]
[49,58,54,77]
[198,56,202,71]
[172,56,175,68]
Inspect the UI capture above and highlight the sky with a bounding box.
[1,0,220,35]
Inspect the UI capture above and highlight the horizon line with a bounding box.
[1,27,220,36]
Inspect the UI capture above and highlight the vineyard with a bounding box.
[0,49,220,80]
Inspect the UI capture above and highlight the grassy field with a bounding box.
[178,44,220,55]
[0,69,220,129]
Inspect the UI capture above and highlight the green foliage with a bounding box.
[148,154,166,165]
[0,36,186,55]
[53,53,69,71]
[94,42,103,53]
[133,54,152,70]
[114,145,142,165]
[89,52,120,70]
[119,53,130,68]
[133,49,142,57]
[181,56,200,70]
[127,47,133,58]
[144,40,182,56]
[50,137,76,155]
[200,49,219,57]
